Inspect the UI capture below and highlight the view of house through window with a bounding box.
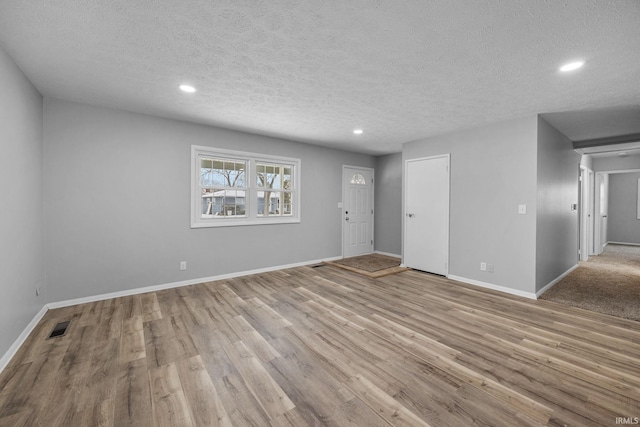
[192,146,300,227]
[256,163,293,216]
[201,158,247,218]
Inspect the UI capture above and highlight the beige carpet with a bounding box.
[326,253,408,278]
[539,244,640,321]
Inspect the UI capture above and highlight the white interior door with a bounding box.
[343,166,374,258]
[404,155,449,275]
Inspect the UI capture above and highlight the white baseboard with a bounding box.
[47,255,343,310]
[0,304,48,374]
[447,275,537,300]
[607,241,640,247]
[535,264,579,298]
[374,250,401,258]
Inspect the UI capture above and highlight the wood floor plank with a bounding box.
[345,373,430,427]
[223,340,295,420]
[114,358,153,427]
[148,362,194,427]
[225,315,282,362]
[213,372,272,426]
[175,355,232,427]
[120,328,146,364]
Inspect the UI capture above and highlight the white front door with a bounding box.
[343,166,374,258]
[404,155,449,275]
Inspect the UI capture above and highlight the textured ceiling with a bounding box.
[1,0,639,155]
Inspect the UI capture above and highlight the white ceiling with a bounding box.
[1,1,639,155]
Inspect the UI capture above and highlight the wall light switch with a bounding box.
[518,204,527,215]
[337,202,343,208]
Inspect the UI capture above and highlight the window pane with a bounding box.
[200,158,213,187]
[234,162,246,187]
[201,189,246,218]
[257,191,292,216]
[257,163,288,190]
[203,157,247,188]
[213,161,226,187]
[350,172,366,185]
[283,167,292,190]
[283,192,293,215]
[257,190,277,216]
[201,188,215,217]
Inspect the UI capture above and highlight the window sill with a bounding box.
[191,217,301,228]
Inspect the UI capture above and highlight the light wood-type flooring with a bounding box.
[1,265,640,426]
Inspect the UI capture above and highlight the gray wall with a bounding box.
[374,153,402,256]
[593,152,640,172]
[0,46,44,357]
[403,116,538,294]
[44,98,375,302]
[535,117,581,292]
[608,172,640,245]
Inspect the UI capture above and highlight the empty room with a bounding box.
[1,1,640,426]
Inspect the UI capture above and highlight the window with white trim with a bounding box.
[191,146,301,228]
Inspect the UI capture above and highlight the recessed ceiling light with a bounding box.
[353,129,364,135]
[559,61,585,72]
[179,84,196,93]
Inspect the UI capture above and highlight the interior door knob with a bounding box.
[406,213,415,218]
[345,217,349,221]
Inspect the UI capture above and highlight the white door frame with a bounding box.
[594,172,607,254]
[402,154,450,275]
[578,165,593,261]
[593,168,640,253]
[588,169,595,255]
[341,165,375,258]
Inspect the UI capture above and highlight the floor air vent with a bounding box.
[48,321,70,339]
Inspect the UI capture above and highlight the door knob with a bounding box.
[345,217,350,221]
[406,213,415,218]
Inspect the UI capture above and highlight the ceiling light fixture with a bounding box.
[559,61,585,72]
[179,84,196,93]
[353,129,364,135]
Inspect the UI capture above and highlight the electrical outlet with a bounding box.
[180,261,187,271]
[487,264,494,273]
[480,262,487,271]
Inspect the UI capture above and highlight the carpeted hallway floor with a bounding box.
[539,244,640,321]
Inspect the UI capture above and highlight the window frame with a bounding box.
[191,145,301,228]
